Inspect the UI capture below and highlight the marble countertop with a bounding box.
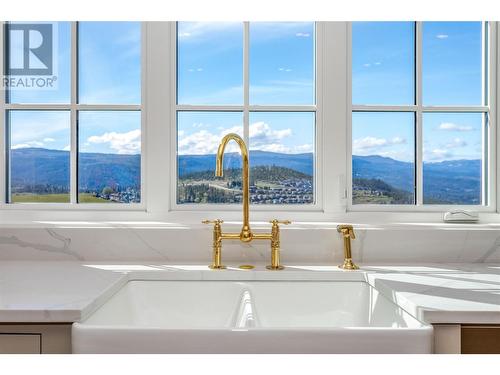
[0,261,499,324]
[0,262,127,322]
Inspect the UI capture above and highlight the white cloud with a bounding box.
[353,136,407,155]
[278,67,293,72]
[10,114,68,146]
[294,144,313,152]
[12,140,44,149]
[436,34,449,39]
[178,121,302,155]
[249,122,292,146]
[390,136,406,144]
[295,32,310,37]
[63,145,71,151]
[176,22,241,42]
[445,137,467,149]
[424,137,469,161]
[438,122,474,132]
[87,129,141,155]
[363,62,382,68]
[354,137,387,150]
[256,143,292,153]
[429,148,453,160]
[178,129,228,155]
[43,137,55,142]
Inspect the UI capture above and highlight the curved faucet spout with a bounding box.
[216,133,252,242]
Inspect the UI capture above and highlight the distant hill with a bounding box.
[10,148,140,191]
[182,165,312,182]
[423,159,481,204]
[353,155,414,192]
[353,177,414,204]
[11,148,70,188]
[352,155,481,204]
[10,148,481,204]
[178,150,313,177]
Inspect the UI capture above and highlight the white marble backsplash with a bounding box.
[0,222,499,263]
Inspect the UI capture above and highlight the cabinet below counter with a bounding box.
[434,324,500,354]
[0,324,71,354]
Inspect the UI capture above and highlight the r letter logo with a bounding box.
[8,23,53,75]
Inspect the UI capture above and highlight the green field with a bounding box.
[352,190,393,204]
[11,193,111,203]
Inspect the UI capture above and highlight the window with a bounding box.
[3,21,142,204]
[0,21,496,217]
[176,22,316,205]
[351,21,489,207]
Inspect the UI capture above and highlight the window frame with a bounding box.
[170,21,324,212]
[347,21,498,212]
[0,21,497,222]
[0,21,146,211]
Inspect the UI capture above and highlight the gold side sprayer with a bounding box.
[337,224,359,270]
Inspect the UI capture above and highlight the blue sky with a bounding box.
[7,21,484,164]
[177,22,315,156]
[352,21,484,163]
[352,22,415,105]
[8,22,141,155]
[10,110,70,150]
[352,112,415,162]
[177,22,314,106]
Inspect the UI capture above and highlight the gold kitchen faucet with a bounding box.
[203,133,291,270]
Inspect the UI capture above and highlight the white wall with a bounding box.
[0,223,498,263]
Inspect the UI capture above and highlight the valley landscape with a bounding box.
[10,148,481,205]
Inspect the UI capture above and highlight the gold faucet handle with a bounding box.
[337,224,355,239]
[269,219,292,226]
[202,219,224,226]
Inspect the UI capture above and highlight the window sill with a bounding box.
[0,208,500,230]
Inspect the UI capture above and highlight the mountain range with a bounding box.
[352,154,481,204]
[10,148,481,203]
[10,148,140,191]
[178,150,313,177]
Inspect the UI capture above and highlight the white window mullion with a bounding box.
[481,22,488,206]
[0,22,6,205]
[176,105,244,112]
[70,21,78,204]
[243,21,250,145]
[415,21,424,206]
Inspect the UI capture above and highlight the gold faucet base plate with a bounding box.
[338,259,359,270]
[238,264,255,270]
[209,265,227,270]
[266,265,285,271]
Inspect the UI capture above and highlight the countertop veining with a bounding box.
[0,261,499,324]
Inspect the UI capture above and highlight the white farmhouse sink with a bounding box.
[72,280,432,353]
